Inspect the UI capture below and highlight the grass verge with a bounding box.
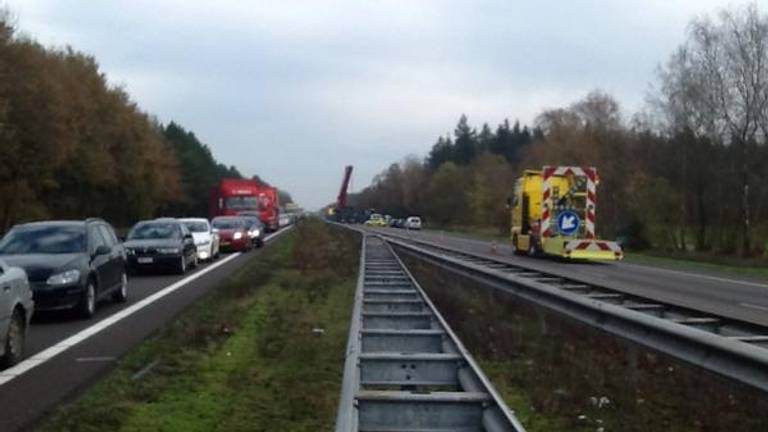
[40,220,359,432]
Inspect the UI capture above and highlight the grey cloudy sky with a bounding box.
[5,0,758,209]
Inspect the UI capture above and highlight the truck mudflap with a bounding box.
[543,238,624,260]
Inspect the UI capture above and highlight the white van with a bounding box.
[405,216,422,230]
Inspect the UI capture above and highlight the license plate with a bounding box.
[137,257,153,264]
[221,241,230,246]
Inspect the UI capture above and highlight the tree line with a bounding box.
[0,11,288,231]
[352,4,768,257]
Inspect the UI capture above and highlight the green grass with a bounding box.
[625,252,768,280]
[40,220,359,432]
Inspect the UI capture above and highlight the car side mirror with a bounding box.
[184,233,193,240]
[211,228,219,234]
[94,245,111,256]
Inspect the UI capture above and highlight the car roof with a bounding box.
[135,219,179,225]
[178,218,209,223]
[14,220,87,228]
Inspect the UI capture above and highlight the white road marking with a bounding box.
[740,302,768,313]
[619,262,768,289]
[0,226,292,387]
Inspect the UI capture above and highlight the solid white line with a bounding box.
[0,226,292,387]
[620,262,768,289]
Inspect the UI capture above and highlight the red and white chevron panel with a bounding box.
[541,166,597,238]
[564,240,622,253]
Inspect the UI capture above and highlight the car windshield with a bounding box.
[225,196,258,210]
[183,221,209,233]
[212,219,243,230]
[0,224,85,254]
[243,218,262,227]
[127,222,180,240]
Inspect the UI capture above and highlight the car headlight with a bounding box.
[47,269,81,286]
[157,247,180,254]
[233,232,243,240]
[126,248,135,255]
[253,229,261,237]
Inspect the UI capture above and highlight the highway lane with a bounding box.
[367,227,768,328]
[0,227,291,432]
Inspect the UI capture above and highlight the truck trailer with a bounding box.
[510,166,623,260]
[209,179,280,232]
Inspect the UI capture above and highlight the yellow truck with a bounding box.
[510,166,623,260]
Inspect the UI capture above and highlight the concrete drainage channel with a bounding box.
[335,234,525,432]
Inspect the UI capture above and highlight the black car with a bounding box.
[237,213,266,247]
[124,219,198,274]
[0,219,128,319]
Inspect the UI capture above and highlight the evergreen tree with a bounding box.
[453,114,477,164]
[477,123,494,154]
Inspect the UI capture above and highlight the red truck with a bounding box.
[209,179,280,232]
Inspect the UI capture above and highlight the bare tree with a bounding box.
[656,3,768,255]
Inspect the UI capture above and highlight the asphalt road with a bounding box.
[368,227,768,328]
[0,227,291,432]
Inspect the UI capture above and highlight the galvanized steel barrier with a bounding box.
[376,229,768,394]
[335,233,525,432]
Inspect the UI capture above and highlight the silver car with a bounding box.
[0,258,34,368]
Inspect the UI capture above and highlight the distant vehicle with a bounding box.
[209,179,280,232]
[179,218,220,262]
[211,216,253,252]
[510,166,623,260]
[278,214,291,228]
[0,259,34,367]
[405,216,422,230]
[124,219,198,274]
[0,219,128,319]
[364,213,387,227]
[237,214,266,248]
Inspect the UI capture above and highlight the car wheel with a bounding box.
[0,309,25,368]
[176,256,187,274]
[78,281,97,319]
[112,271,128,303]
[256,238,264,248]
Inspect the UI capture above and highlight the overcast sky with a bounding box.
[5,0,760,209]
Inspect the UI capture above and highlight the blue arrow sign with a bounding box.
[557,210,580,236]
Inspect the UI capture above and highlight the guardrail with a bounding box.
[335,232,525,431]
[376,230,768,393]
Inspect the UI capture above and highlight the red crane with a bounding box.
[337,165,353,210]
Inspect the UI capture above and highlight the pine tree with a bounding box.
[453,114,477,164]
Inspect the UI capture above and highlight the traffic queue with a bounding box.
[0,212,273,370]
